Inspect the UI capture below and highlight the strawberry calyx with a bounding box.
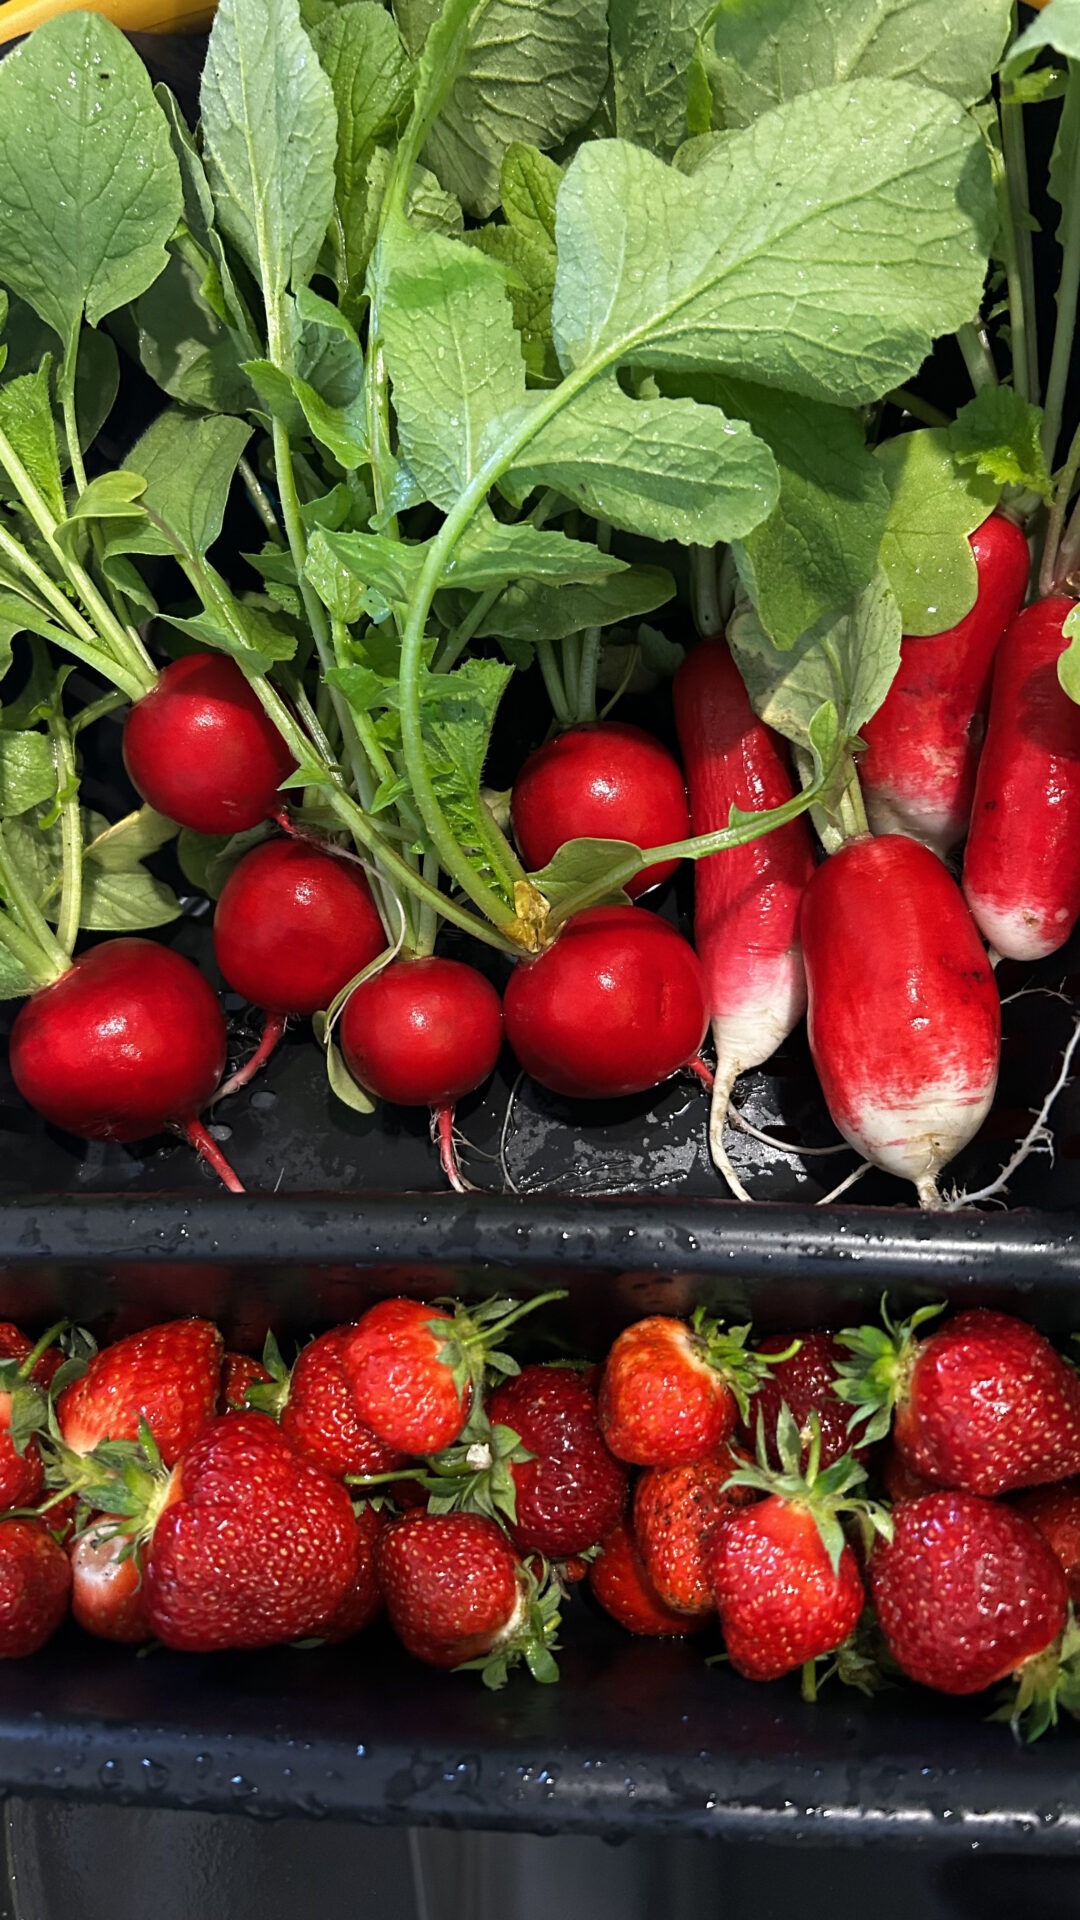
[421,1409,535,1528]
[833,1297,946,1446]
[428,1290,568,1409]
[724,1405,894,1575]
[0,1320,82,1459]
[993,1609,1080,1743]
[49,1418,176,1553]
[242,1331,291,1418]
[458,1554,562,1690]
[689,1310,799,1425]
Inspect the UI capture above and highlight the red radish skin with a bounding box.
[860,514,1031,856]
[339,957,503,1191]
[963,596,1080,961]
[510,723,690,898]
[801,837,1000,1205]
[673,640,815,1198]
[503,905,707,1101]
[123,653,296,836]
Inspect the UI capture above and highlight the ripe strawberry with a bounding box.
[57,1319,223,1468]
[870,1492,1072,1729]
[598,1312,783,1467]
[881,1448,944,1504]
[0,1517,71,1657]
[141,1412,360,1652]
[70,1523,152,1645]
[0,1323,67,1513]
[837,1304,1080,1495]
[484,1365,628,1558]
[220,1351,272,1412]
[341,1292,561,1456]
[375,1510,560,1684]
[1012,1481,1080,1604]
[740,1332,869,1470]
[633,1444,755,1618]
[708,1409,889,1683]
[588,1520,705,1637]
[279,1327,407,1481]
[311,1503,385,1644]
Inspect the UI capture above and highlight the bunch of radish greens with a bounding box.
[0,0,1076,1205]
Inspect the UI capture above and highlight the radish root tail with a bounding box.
[434,1104,478,1194]
[707,1062,754,1204]
[943,1015,1080,1211]
[180,1117,246,1194]
[212,1010,287,1106]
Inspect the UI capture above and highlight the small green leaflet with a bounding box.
[500,144,561,251]
[876,429,1001,634]
[0,361,64,522]
[420,657,514,897]
[83,807,178,871]
[610,0,715,158]
[177,823,273,898]
[551,96,993,406]
[527,836,638,912]
[468,144,561,382]
[396,0,608,217]
[0,733,55,818]
[1003,0,1080,80]
[313,1010,377,1115]
[106,411,253,563]
[200,0,338,324]
[728,570,903,752]
[948,387,1052,500]
[705,0,1013,128]
[4,805,180,930]
[1058,604,1080,707]
[310,0,414,288]
[0,13,181,358]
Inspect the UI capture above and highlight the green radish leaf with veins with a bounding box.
[200,0,338,337]
[502,380,780,545]
[610,0,717,158]
[468,224,559,385]
[0,942,32,1001]
[177,823,273,899]
[501,145,561,251]
[307,514,636,614]
[528,838,638,912]
[311,0,413,286]
[705,0,1013,129]
[949,388,1053,500]
[78,866,181,933]
[0,13,181,355]
[0,363,65,522]
[105,412,253,564]
[83,808,178,872]
[876,429,1001,635]
[419,658,515,896]
[395,0,608,218]
[0,296,120,465]
[132,252,256,416]
[0,733,55,817]
[550,98,993,404]
[312,1011,378,1116]
[728,570,904,753]
[455,567,676,645]
[1004,0,1080,80]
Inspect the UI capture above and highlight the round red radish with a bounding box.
[963,596,1080,960]
[511,723,689,898]
[213,838,385,1016]
[860,513,1031,856]
[338,956,503,1107]
[673,639,815,1193]
[800,836,1000,1204]
[123,653,296,836]
[504,905,707,1100]
[10,939,227,1143]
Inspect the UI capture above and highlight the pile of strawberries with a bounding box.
[2,1291,1080,1738]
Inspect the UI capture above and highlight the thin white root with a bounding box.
[498,1070,526,1196]
[433,1105,480,1194]
[708,1064,754,1203]
[817,1160,873,1206]
[942,1016,1080,1211]
[729,1106,851,1159]
[1000,983,1071,1008]
[915,1174,944,1211]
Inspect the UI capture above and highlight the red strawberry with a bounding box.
[837,1304,1080,1496]
[633,1444,756,1618]
[588,1520,705,1637]
[57,1319,223,1468]
[375,1510,560,1684]
[0,1517,71,1656]
[0,1324,65,1512]
[70,1523,152,1645]
[280,1327,407,1481]
[143,1412,360,1651]
[1013,1481,1080,1603]
[220,1351,272,1412]
[484,1365,628,1558]
[707,1409,888,1683]
[311,1504,385,1643]
[598,1312,779,1467]
[740,1332,868,1469]
[341,1293,560,1456]
[870,1492,1070,1721]
[881,1448,944,1504]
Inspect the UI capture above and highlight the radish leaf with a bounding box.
[1004,0,1080,81]
[528,838,639,914]
[0,734,55,818]
[705,0,1013,129]
[0,13,181,357]
[610,0,715,159]
[876,429,1001,633]
[311,0,414,288]
[0,363,64,522]
[106,411,253,564]
[949,389,1053,499]
[728,569,903,751]
[449,567,675,646]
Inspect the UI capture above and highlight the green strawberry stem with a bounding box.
[725,1407,894,1574]
[833,1297,946,1446]
[689,1310,800,1425]
[995,1610,1080,1743]
[17,1320,68,1383]
[457,1289,569,1350]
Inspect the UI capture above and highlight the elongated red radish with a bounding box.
[503,904,707,1101]
[859,514,1030,856]
[212,838,387,1099]
[338,956,503,1192]
[801,837,1000,1206]
[672,640,815,1200]
[962,596,1080,961]
[8,938,243,1191]
[123,653,296,836]
[510,723,690,897]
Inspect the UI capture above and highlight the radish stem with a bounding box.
[956,322,998,393]
[0,827,69,976]
[1040,417,1080,594]
[1042,64,1080,464]
[238,455,283,543]
[996,83,1035,406]
[690,545,723,639]
[47,708,82,958]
